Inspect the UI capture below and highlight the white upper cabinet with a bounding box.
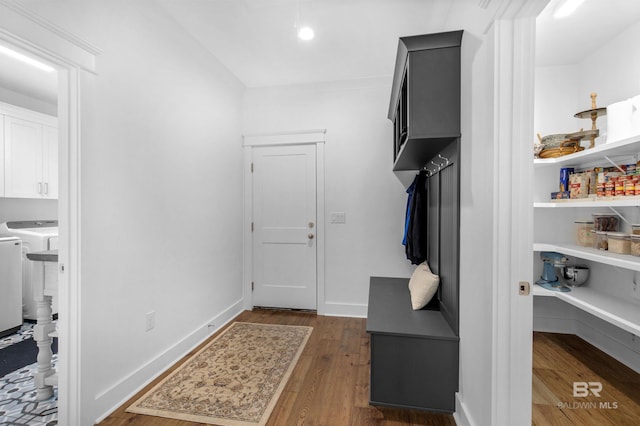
[1,103,57,199]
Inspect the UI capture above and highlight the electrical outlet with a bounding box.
[145,311,155,332]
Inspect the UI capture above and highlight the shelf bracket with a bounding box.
[603,155,626,173]
[607,206,630,226]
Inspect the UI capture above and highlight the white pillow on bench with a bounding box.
[408,261,440,310]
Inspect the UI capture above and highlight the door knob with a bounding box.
[308,233,314,240]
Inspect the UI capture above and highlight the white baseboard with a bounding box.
[322,301,367,318]
[575,315,640,374]
[94,299,245,424]
[533,316,577,334]
[453,393,474,426]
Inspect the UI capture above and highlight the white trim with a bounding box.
[57,64,83,426]
[490,1,547,423]
[0,101,57,125]
[243,132,326,313]
[243,129,326,147]
[454,393,475,426]
[315,142,326,315]
[94,300,245,423]
[0,0,100,73]
[322,302,367,318]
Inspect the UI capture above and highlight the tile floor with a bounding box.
[0,323,58,425]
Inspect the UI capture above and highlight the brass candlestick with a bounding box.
[574,92,607,149]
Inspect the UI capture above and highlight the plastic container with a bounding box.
[594,231,608,251]
[574,220,594,247]
[607,232,631,254]
[632,224,640,235]
[592,213,621,232]
[631,235,640,257]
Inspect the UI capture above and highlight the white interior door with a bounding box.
[252,144,317,310]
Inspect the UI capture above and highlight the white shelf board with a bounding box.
[533,243,640,272]
[534,134,640,167]
[533,284,640,336]
[534,197,640,208]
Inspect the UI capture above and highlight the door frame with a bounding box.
[242,130,326,313]
[489,1,548,425]
[0,3,99,424]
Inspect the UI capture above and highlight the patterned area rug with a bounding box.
[126,322,312,425]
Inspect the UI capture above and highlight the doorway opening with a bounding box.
[242,131,326,314]
[532,0,640,422]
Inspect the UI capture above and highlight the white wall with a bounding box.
[455,27,495,426]
[0,198,57,223]
[535,20,640,148]
[534,65,580,143]
[243,78,415,316]
[578,20,640,107]
[20,0,246,423]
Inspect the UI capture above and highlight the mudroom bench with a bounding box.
[366,276,459,413]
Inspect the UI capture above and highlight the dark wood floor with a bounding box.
[532,332,640,426]
[99,310,640,425]
[99,309,455,425]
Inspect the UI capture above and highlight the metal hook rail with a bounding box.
[422,154,450,177]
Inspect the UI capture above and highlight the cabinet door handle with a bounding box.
[44,182,49,195]
[38,182,43,194]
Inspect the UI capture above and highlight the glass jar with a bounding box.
[594,231,608,251]
[631,235,640,257]
[607,232,631,254]
[574,220,594,247]
[592,213,620,232]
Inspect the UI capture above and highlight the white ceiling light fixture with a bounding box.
[298,26,315,41]
[553,0,585,19]
[295,0,314,41]
[0,44,55,73]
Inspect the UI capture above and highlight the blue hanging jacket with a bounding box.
[402,176,417,246]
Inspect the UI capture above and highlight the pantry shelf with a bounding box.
[533,284,640,336]
[534,133,640,167]
[534,197,640,208]
[533,243,640,272]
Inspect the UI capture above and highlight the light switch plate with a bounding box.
[330,212,346,224]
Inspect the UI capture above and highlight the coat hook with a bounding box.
[437,154,449,167]
[430,160,441,171]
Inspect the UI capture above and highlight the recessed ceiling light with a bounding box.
[0,44,55,73]
[297,26,314,41]
[553,0,585,19]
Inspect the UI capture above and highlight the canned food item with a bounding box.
[626,181,635,196]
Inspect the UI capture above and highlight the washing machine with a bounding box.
[0,235,22,336]
[0,220,58,320]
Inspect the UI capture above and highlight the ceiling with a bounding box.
[1,0,640,104]
[155,0,456,88]
[536,0,640,66]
